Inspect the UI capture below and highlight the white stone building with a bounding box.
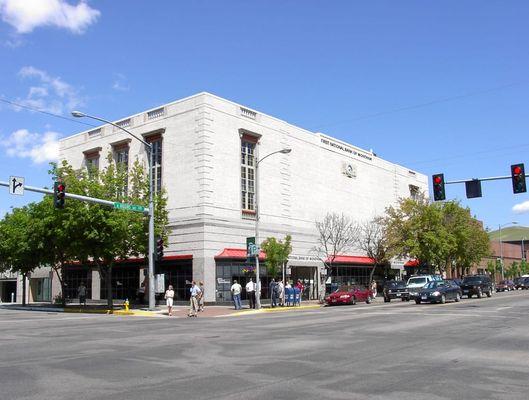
[58,92,428,304]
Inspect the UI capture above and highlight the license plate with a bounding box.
[396,293,401,297]
[421,295,427,300]
[332,299,337,303]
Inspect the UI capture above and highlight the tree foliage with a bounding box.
[260,235,292,278]
[357,218,391,283]
[383,195,490,276]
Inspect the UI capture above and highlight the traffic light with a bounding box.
[155,236,164,261]
[432,173,445,201]
[511,163,527,194]
[53,181,66,209]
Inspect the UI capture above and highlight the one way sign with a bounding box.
[9,176,24,196]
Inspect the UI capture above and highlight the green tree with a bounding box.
[0,207,45,305]
[51,157,168,308]
[260,235,292,278]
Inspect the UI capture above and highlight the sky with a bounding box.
[0,0,528,231]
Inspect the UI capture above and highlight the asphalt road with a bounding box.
[1,291,529,400]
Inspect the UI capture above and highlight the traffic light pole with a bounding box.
[0,180,148,213]
[445,175,527,184]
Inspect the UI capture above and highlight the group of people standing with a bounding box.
[164,281,205,317]
[230,278,306,309]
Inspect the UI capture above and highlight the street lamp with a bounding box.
[72,110,156,310]
[499,221,518,280]
[254,148,292,309]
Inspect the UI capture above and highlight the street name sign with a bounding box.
[113,202,145,212]
[9,176,24,196]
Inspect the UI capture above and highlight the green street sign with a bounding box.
[246,237,258,257]
[113,202,145,212]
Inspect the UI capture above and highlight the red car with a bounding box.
[325,285,373,306]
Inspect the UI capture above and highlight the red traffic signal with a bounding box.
[54,181,66,209]
[511,163,527,194]
[432,173,446,201]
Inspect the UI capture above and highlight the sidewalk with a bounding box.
[0,300,323,318]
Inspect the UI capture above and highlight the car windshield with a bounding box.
[463,276,482,283]
[424,281,446,289]
[408,278,426,285]
[336,286,353,293]
[387,281,406,288]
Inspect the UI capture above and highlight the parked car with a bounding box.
[514,277,525,290]
[450,278,463,287]
[383,280,409,302]
[460,275,493,298]
[496,280,515,292]
[407,275,443,299]
[415,280,462,304]
[325,285,373,306]
[518,277,529,290]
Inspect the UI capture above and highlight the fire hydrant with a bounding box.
[124,299,130,312]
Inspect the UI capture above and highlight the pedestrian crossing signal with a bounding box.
[432,173,445,201]
[54,181,66,209]
[156,236,164,261]
[511,164,527,194]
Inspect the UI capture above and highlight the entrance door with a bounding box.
[290,266,318,300]
[1,281,17,302]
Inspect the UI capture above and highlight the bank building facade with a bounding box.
[56,92,428,304]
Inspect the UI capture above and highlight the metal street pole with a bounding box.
[522,237,526,261]
[499,221,518,281]
[72,111,156,310]
[254,148,291,310]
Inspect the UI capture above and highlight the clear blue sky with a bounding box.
[1,0,528,230]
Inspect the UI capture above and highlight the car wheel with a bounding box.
[406,298,410,302]
[384,297,390,303]
[415,299,421,304]
[440,294,446,304]
[366,297,372,304]
[477,288,483,299]
[401,297,406,301]
[455,293,461,302]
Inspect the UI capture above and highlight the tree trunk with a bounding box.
[52,265,66,307]
[22,273,27,306]
[106,264,113,309]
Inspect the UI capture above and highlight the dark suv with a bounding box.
[383,281,409,302]
[460,275,493,298]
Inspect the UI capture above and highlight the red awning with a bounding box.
[404,259,419,267]
[326,255,376,265]
[215,248,266,261]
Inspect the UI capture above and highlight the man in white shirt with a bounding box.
[245,278,256,309]
[231,280,242,310]
[188,281,202,317]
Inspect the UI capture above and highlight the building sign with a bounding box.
[320,136,373,162]
[288,255,320,262]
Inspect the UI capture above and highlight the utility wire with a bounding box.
[315,81,525,130]
[0,97,97,127]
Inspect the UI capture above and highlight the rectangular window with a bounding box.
[147,137,162,194]
[85,153,100,174]
[241,139,256,211]
[115,146,129,197]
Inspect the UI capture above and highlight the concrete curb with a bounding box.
[227,304,322,317]
[0,305,65,312]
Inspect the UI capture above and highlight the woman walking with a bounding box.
[165,285,175,316]
[198,281,205,312]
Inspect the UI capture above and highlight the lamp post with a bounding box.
[499,221,518,280]
[72,111,156,310]
[254,148,292,309]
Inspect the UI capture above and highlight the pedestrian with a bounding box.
[77,282,87,306]
[231,279,242,310]
[198,281,205,312]
[371,280,377,300]
[245,278,256,309]
[164,285,175,316]
[270,278,278,307]
[277,279,284,306]
[285,281,292,306]
[188,281,201,317]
